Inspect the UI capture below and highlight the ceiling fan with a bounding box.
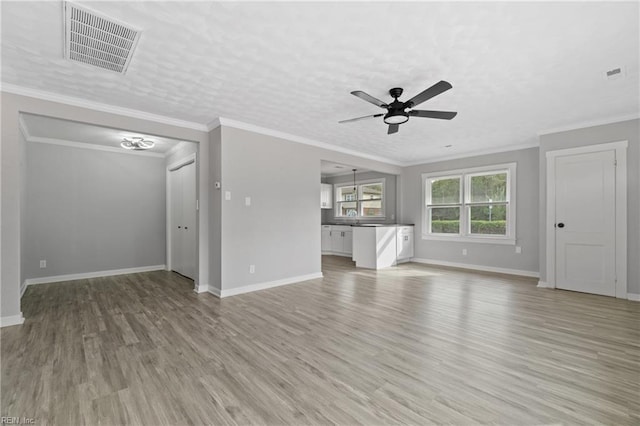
[339,80,457,134]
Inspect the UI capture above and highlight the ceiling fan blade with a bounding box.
[387,124,399,134]
[338,113,383,124]
[408,110,457,120]
[404,81,453,108]
[351,91,388,108]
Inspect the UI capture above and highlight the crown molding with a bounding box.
[26,135,166,158]
[1,82,209,132]
[210,117,404,167]
[402,140,540,167]
[537,113,640,136]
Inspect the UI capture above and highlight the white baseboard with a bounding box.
[411,258,539,278]
[25,265,166,286]
[220,272,323,298]
[627,293,640,302]
[1,313,25,328]
[537,280,555,289]
[194,283,209,293]
[208,287,221,298]
[21,281,28,298]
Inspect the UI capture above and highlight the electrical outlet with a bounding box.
[225,191,231,201]
[462,249,467,256]
[249,264,255,274]
[515,246,522,254]
[245,196,251,206]
[40,260,46,268]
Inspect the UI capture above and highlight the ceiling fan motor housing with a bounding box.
[384,97,409,124]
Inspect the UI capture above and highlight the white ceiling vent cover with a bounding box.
[63,1,141,73]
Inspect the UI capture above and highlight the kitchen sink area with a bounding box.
[320,160,410,269]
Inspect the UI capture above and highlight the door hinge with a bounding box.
[614,160,617,166]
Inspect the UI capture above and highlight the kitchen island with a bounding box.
[351,224,414,269]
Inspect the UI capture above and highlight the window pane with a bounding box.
[430,177,460,205]
[469,205,507,235]
[338,186,357,202]
[338,202,358,217]
[361,200,382,216]
[361,183,383,200]
[469,173,507,203]
[430,207,460,234]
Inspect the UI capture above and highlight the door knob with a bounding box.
[184,227,188,230]
[557,223,565,228]
[178,226,181,229]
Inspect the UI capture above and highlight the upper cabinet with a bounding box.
[320,183,333,209]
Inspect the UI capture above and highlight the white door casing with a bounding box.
[544,141,627,298]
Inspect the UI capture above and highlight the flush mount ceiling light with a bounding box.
[121,137,154,150]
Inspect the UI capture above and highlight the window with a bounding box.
[423,163,516,243]
[335,180,385,218]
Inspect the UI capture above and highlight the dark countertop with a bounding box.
[322,223,414,227]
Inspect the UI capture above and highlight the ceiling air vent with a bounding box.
[63,1,141,73]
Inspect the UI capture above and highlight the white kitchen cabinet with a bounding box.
[353,225,414,269]
[320,183,333,209]
[396,226,414,261]
[321,225,332,253]
[323,225,353,256]
[343,230,353,254]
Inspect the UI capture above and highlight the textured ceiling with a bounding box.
[20,113,185,154]
[2,1,638,164]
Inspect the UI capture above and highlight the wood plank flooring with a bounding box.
[2,256,639,425]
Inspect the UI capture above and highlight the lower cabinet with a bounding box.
[322,226,353,256]
[396,226,414,261]
[321,226,332,252]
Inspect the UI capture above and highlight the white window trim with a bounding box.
[422,163,516,244]
[334,178,386,219]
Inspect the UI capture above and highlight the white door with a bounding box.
[170,162,196,280]
[331,230,343,253]
[321,227,331,252]
[343,231,353,255]
[554,150,616,296]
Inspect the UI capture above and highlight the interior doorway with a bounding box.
[168,154,197,280]
[545,141,628,298]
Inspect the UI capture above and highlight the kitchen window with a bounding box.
[422,163,516,244]
[335,179,385,218]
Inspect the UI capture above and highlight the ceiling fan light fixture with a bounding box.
[121,137,155,150]
[383,112,409,125]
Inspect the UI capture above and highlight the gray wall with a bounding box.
[209,127,222,293]
[401,147,540,274]
[322,171,398,224]
[1,92,209,322]
[217,126,402,291]
[539,119,639,294]
[23,142,166,279]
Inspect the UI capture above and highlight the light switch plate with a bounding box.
[225,191,231,201]
[245,196,251,206]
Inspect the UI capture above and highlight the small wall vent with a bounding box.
[63,1,141,74]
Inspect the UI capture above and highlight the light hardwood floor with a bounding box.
[2,256,639,425]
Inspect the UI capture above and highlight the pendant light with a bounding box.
[352,169,357,193]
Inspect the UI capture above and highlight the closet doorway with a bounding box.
[168,155,196,280]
